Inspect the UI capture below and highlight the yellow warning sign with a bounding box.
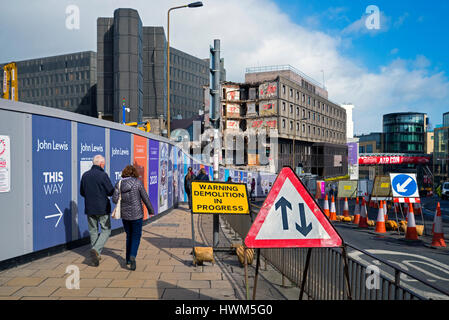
[371,176,392,198]
[337,180,358,198]
[191,181,250,214]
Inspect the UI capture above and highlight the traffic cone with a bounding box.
[383,201,388,222]
[329,195,337,221]
[431,203,446,247]
[323,194,330,218]
[404,203,409,222]
[405,203,418,240]
[353,197,360,225]
[414,203,422,216]
[359,198,369,228]
[375,201,386,233]
[343,197,349,217]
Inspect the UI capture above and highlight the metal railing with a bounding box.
[222,204,449,300]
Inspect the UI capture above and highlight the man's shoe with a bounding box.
[129,257,136,271]
[90,249,100,267]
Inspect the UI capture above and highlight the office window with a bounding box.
[308,125,310,134]
[282,85,286,94]
[290,88,293,97]
[302,93,305,103]
[290,104,293,114]
[308,111,311,119]
[282,119,286,128]
[290,121,293,130]
[282,102,286,111]
[302,109,305,118]
[313,113,315,121]
[302,124,305,132]
[296,107,299,116]
[313,127,316,135]
[296,123,299,131]
[308,96,311,105]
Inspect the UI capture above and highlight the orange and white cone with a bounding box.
[323,194,330,218]
[343,197,349,217]
[383,201,388,222]
[329,195,337,221]
[405,203,419,240]
[353,197,360,225]
[359,198,369,228]
[375,201,386,233]
[431,203,446,247]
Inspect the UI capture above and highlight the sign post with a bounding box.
[190,180,250,268]
[245,167,351,300]
[389,173,424,229]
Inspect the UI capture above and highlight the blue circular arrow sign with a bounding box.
[392,174,417,197]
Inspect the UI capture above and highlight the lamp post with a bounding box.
[167,2,203,138]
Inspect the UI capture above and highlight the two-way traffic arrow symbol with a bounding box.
[275,196,291,230]
[45,203,64,227]
[275,197,312,236]
[296,203,313,236]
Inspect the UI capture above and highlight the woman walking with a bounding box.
[112,165,154,270]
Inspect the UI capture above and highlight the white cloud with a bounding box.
[0,0,448,133]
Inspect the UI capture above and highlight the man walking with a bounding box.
[80,155,114,266]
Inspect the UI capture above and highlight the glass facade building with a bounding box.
[434,126,449,186]
[383,112,427,153]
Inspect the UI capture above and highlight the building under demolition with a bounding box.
[220,65,348,178]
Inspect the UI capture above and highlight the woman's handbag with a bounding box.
[111,180,122,219]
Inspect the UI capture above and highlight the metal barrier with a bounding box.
[222,204,449,300]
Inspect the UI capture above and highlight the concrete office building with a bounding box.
[1,51,97,116]
[220,65,348,178]
[97,8,215,125]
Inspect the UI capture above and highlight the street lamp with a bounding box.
[167,2,203,138]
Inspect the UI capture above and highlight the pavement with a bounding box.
[0,203,301,300]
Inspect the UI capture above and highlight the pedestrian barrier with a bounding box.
[222,205,449,300]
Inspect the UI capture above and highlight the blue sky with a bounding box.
[0,0,448,133]
[275,0,449,74]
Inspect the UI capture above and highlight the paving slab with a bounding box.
[0,203,299,300]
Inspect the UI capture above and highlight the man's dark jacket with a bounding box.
[80,165,114,215]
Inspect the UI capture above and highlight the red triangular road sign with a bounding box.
[245,167,343,248]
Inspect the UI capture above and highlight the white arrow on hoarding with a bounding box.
[45,203,63,227]
[396,177,413,193]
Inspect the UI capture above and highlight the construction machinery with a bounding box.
[2,62,18,101]
[125,121,151,133]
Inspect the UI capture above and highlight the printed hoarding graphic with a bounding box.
[148,139,159,215]
[33,115,72,250]
[159,142,169,213]
[0,135,11,193]
[77,123,105,239]
[109,129,131,229]
[134,135,148,219]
